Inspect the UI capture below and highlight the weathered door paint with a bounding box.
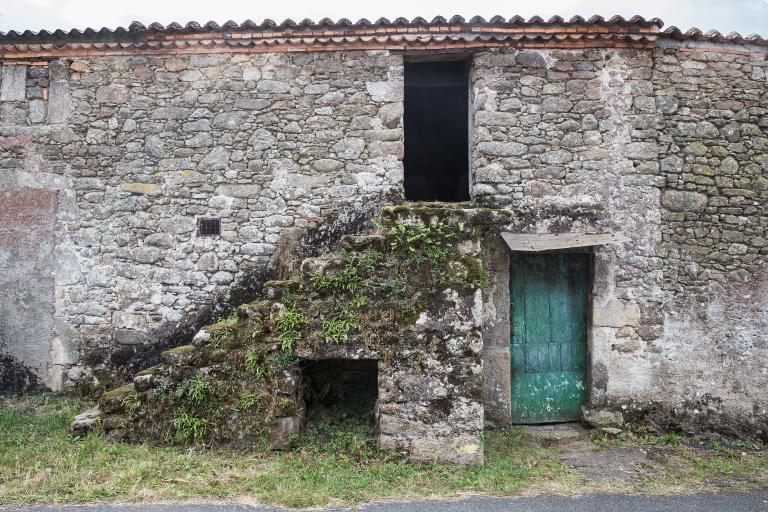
[510,253,589,423]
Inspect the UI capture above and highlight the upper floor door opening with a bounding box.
[403,59,470,202]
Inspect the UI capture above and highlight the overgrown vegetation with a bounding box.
[2,395,767,507]
[321,308,362,344]
[177,376,211,406]
[95,206,495,448]
[381,217,462,264]
[121,391,142,416]
[236,392,263,412]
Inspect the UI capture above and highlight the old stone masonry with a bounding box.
[1,15,767,464]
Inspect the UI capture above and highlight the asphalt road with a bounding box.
[5,491,768,512]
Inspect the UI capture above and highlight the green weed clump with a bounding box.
[244,350,269,379]
[121,391,143,416]
[177,376,211,406]
[321,314,362,344]
[171,413,210,442]
[236,393,262,411]
[275,297,307,352]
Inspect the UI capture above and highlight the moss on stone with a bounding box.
[205,319,240,334]
[163,345,195,355]
[99,383,136,415]
[380,203,512,229]
[134,365,165,378]
[100,383,135,400]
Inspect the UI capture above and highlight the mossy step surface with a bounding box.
[160,345,196,365]
[99,383,135,414]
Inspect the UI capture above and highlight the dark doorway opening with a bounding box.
[404,60,470,202]
[301,359,378,428]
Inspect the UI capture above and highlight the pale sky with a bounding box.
[1,0,767,36]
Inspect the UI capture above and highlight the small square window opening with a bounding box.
[197,218,221,237]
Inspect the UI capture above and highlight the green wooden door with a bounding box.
[510,253,589,423]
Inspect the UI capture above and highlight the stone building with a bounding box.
[1,15,767,463]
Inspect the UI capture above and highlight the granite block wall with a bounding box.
[1,39,767,439]
[473,45,768,438]
[0,51,404,391]
[645,45,768,437]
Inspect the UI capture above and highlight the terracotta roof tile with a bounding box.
[662,25,767,45]
[1,15,665,41]
[1,15,765,58]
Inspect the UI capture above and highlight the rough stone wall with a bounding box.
[1,38,766,439]
[471,46,663,417]
[655,45,767,290]
[642,45,768,437]
[473,45,768,439]
[0,51,404,392]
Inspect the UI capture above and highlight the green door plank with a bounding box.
[510,253,589,423]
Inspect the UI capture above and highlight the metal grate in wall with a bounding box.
[197,218,221,237]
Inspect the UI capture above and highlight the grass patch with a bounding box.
[0,394,563,506]
[1,394,767,507]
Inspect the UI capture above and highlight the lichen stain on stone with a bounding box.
[456,443,480,454]
[0,355,43,396]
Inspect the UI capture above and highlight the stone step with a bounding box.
[235,300,272,321]
[160,345,196,365]
[341,234,386,252]
[523,423,589,441]
[71,406,101,437]
[263,279,301,300]
[98,383,135,414]
[299,254,344,277]
[133,364,168,391]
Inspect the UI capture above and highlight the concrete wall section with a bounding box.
[0,188,57,386]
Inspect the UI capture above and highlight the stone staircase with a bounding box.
[74,203,509,465]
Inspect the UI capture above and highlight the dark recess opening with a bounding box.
[301,359,378,428]
[404,60,470,202]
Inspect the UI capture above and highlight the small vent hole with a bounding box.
[197,218,221,237]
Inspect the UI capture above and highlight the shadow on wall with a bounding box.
[80,201,397,396]
[0,354,42,396]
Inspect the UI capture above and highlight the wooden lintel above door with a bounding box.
[501,232,629,253]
